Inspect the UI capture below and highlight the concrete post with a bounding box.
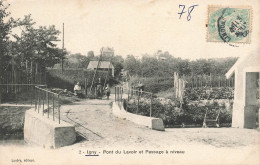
[244,72,258,128]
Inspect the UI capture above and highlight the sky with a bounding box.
[7,0,260,60]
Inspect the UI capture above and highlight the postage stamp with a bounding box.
[207,6,252,44]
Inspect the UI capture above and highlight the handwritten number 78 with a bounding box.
[178,5,198,21]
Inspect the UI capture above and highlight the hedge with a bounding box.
[125,98,233,127]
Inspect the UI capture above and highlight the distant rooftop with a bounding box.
[101,47,114,53]
[87,61,114,69]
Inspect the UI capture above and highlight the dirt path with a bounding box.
[58,97,260,148]
[52,97,260,164]
[1,97,259,164]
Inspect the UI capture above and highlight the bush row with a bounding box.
[184,87,234,101]
[125,98,233,127]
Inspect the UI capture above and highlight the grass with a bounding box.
[0,106,31,140]
[0,88,84,140]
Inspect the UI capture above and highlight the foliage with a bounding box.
[126,97,233,126]
[124,55,141,76]
[63,52,124,78]
[0,2,65,74]
[63,53,90,68]
[12,14,66,70]
[0,2,15,72]
[184,87,234,101]
[123,50,238,78]
[128,76,173,94]
[46,68,119,91]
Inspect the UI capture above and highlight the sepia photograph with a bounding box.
[0,0,259,164]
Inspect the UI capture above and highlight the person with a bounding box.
[96,78,103,99]
[105,84,111,100]
[74,82,82,97]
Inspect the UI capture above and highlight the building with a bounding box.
[87,61,114,77]
[101,47,114,57]
[225,48,260,129]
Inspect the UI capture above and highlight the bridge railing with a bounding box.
[114,86,153,117]
[35,85,61,124]
[114,86,123,108]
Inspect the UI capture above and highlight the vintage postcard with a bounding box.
[0,0,259,165]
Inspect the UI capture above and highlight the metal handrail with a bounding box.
[35,85,61,124]
[115,86,153,117]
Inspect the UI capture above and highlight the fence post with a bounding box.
[116,87,118,102]
[121,87,123,105]
[218,76,220,87]
[117,87,119,103]
[195,76,197,88]
[210,73,212,87]
[94,87,97,99]
[150,94,152,117]
[115,87,116,102]
[38,89,40,113]
[58,94,60,124]
[137,92,139,114]
[53,94,55,121]
[35,87,37,111]
[47,92,49,118]
[127,87,129,101]
[0,85,2,106]
[30,86,33,106]
[120,87,122,109]
[191,76,193,88]
[15,87,17,105]
[85,78,87,95]
[42,90,44,116]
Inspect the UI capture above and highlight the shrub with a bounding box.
[184,87,234,100]
[125,97,233,126]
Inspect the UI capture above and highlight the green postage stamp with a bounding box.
[207,6,252,44]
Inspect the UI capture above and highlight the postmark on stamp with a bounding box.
[207,6,252,44]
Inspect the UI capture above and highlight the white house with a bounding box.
[225,48,260,129]
[87,61,114,77]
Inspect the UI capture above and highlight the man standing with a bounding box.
[96,78,103,99]
[105,84,111,100]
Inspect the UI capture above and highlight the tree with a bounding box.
[124,55,141,76]
[87,51,94,59]
[141,55,159,77]
[11,14,66,71]
[64,53,90,68]
[112,55,124,77]
[0,2,15,72]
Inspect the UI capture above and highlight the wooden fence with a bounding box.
[184,74,234,88]
[0,70,46,104]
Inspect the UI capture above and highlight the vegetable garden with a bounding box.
[123,86,234,128]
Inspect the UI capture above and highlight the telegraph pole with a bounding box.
[62,23,64,73]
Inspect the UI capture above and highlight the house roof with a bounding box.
[225,48,260,79]
[87,61,114,69]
